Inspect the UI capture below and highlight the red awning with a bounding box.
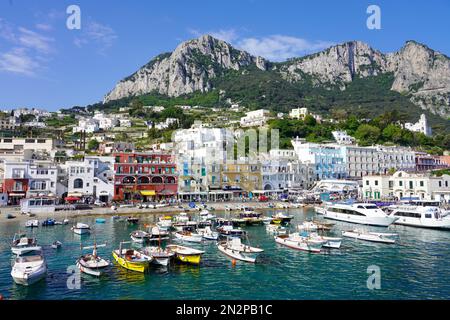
[65,196,80,202]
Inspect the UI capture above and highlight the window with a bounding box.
[375,180,378,186]
[73,178,83,189]
[420,181,424,187]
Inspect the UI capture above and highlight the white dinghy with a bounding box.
[217,237,264,263]
[342,229,398,244]
[71,223,91,235]
[76,243,110,277]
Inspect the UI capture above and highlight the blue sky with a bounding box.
[0,0,449,111]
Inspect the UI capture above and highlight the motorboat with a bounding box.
[298,230,342,249]
[271,212,294,224]
[238,211,263,225]
[342,229,398,244]
[51,241,62,249]
[11,250,47,286]
[71,223,91,235]
[41,218,56,227]
[262,217,274,225]
[266,224,287,235]
[11,233,42,256]
[217,237,264,263]
[216,225,247,238]
[77,243,110,276]
[173,212,190,223]
[386,204,450,230]
[174,229,203,243]
[130,230,151,243]
[297,221,334,231]
[274,234,325,253]
[166,244,205,265]
[112,242,150,273]
[322,203,398,227]
[147,226,170,241]
[140,246,175,266]
[197,226,219,240]
[157,216,173,229]
[199,210,216,221]
[25,220,39,228]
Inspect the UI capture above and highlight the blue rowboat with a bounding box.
[96,218,106,224]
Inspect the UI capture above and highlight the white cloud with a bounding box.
[35,23,53,31]
[0,19,55,76]
[17,27,54,53]
[236,35,334,61]
[0,48,39,76]
[187,28,334,61]
[74,20,117,54]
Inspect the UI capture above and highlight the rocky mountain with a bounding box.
[104,35,267,102]
[104,35,450,118]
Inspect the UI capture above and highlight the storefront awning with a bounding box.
[140,190,156,196]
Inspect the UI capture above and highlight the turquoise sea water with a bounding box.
[0,208,449,300]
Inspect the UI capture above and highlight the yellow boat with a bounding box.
[272,219,282,225]
[112,245,150,273]
[166,244,205,265]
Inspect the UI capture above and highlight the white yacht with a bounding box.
[71,223,91,235]
[11,250,47,286]
[11,233,42,256]
[386,204,450,230]
[323,203,398,227]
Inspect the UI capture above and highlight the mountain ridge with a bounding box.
[103,35,450,118]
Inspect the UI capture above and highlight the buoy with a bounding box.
[232,259,236,266]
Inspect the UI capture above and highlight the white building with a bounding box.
[119,118,132,128]
[404,114,432,136]
[93,112,119,130]
[240,109,271,127]
[73,118,99,133]
[66,156,115,202]
[0,137,58,161]
[173,125,234,194]
[155,118,178,130]
[291,138,347,180]
[362,171,450,202]
[289,107,309,120]
[332,130,355,145]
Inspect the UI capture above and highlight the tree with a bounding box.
[382,124,403,144]
[87,139,99,151]
[355,124,380,146]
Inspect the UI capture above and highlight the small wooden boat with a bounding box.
[112,242,150,273]
[342,229,397,244]
[166,244,205,265]
[140,246,175,267]
[148,226,170,241]
[174,230,203,243]
[11,233,42,256]
[157,216,173,229]
[7,214,16,219]
[275,234,324,253]
[199,210,216,221]
[216,225,247,238]
[297,221,333,231]
[130,230,151,243]
[11,250,47,286]
[51,241,62,249]
[217,238,264,263]
[298,231,342,249]
[25,220,39,228]
[71,223,91,235]
[77,243,110,276]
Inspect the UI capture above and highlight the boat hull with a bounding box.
[275,236,322,253]
[217,244,256,263]
[11,246,42,256]
[112,251,149,273]
[323,210,397,227]
[11,262,47,286]
[342,231,396,244]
